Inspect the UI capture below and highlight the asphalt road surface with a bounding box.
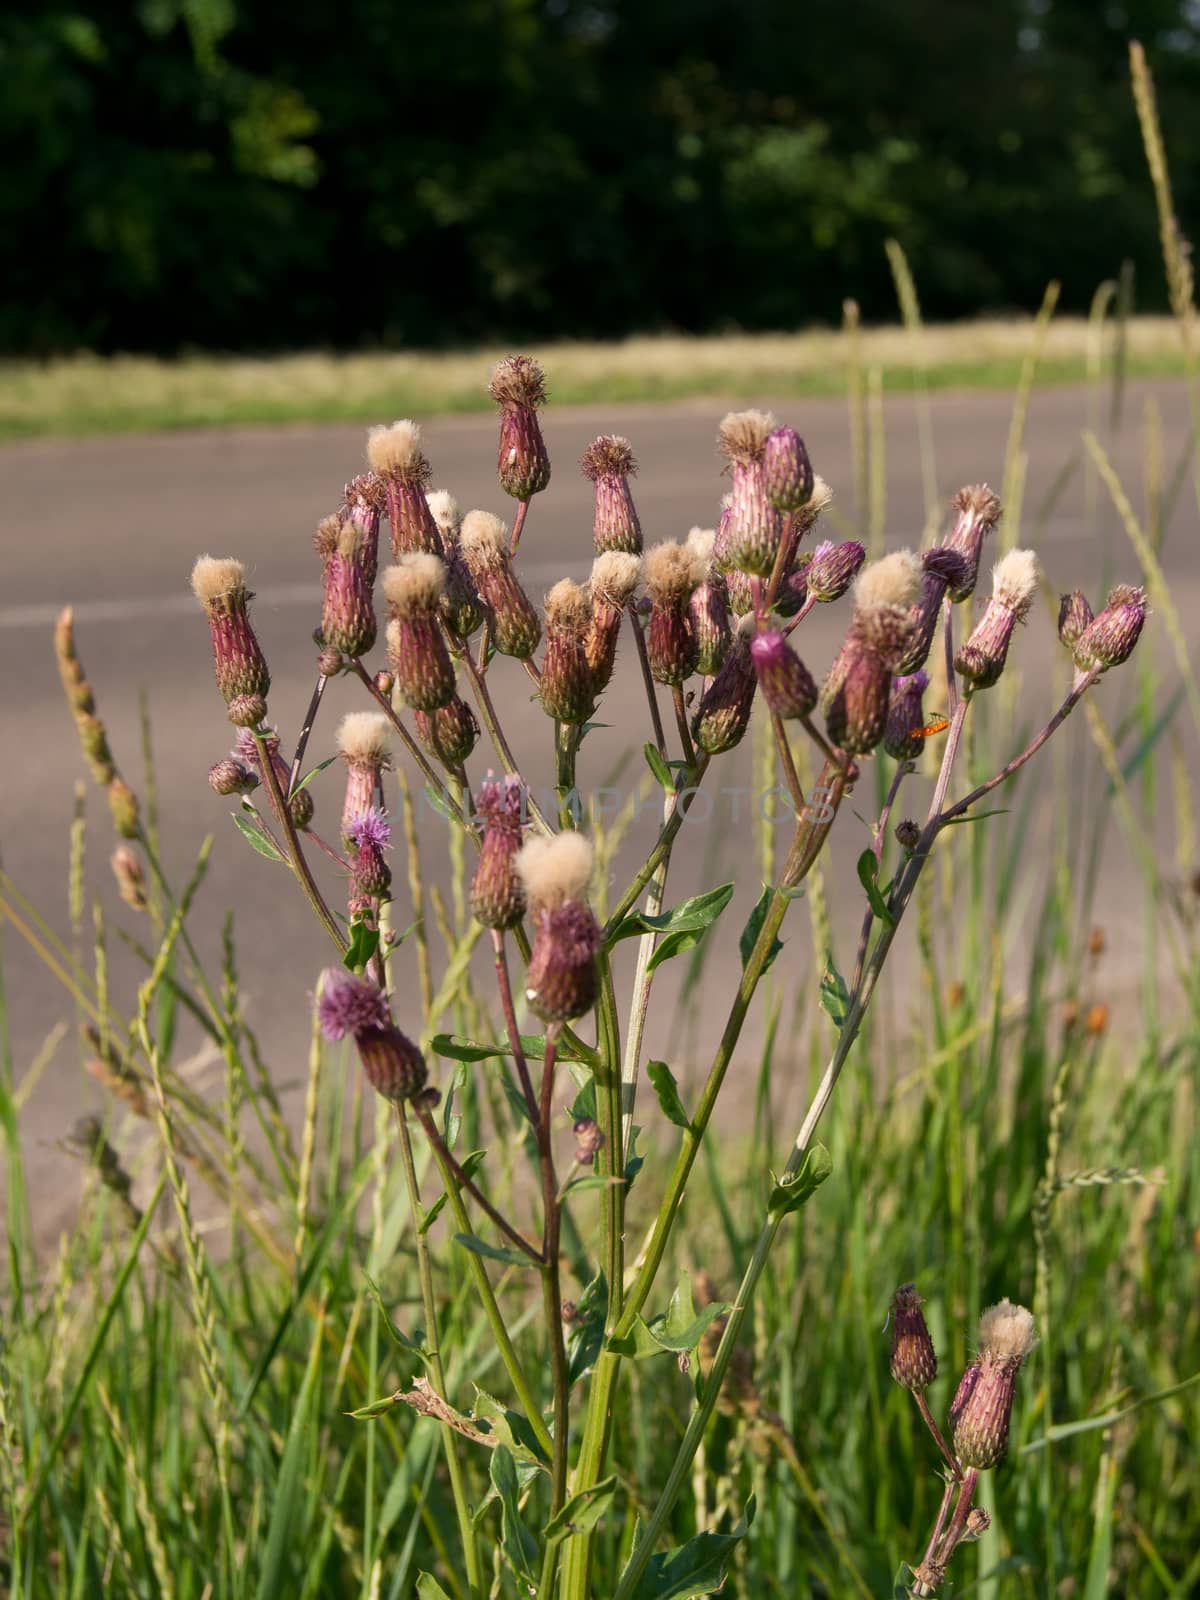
[2,378,1194,1241]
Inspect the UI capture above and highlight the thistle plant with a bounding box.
[52,355,1148,1600]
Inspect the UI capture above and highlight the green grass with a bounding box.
[0,315,1191,441]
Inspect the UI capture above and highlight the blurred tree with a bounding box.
[1,0,1198,353]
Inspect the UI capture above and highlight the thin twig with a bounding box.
[628,606,668,755]
[287,673,330,797]
[671,684,696,767]
[253,730,346,953]
[349,658,456,809]
[415,1104,543,1264]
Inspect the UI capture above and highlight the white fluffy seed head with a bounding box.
[459,509,509,567]
[337,711,392,765]
[382,553,446,615]
[992,549,1041,616]
[191,556,246,607]
[686,526,716,565]
[806,475,834,516]
[718,409,778,461]
[644,540,697,604]
[426,489,460,542]
[545,578,591,630]
[590,551,642,606]
[854,549,922,613]
[977,1299,1038,1363]
[515,832,595,910]
[366,419,426,477]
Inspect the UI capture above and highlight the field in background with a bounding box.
[0,313,1190,440]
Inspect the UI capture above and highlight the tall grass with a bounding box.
[2,47,1199,1600]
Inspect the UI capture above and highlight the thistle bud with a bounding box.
[750,630,817,720]
[489,355,551,501]
[950,1299,1037,1470]
[644,541,700,684]
[234,727,314,828]
[585,551,642,691]
[888,1284,937,1392]
[582,435,642,554]
[884,671,930,760]
[1057,589,1093,649]
[346,808,392,899]
[692,625,757,753]
[459,511,543,658]
[316,967,391,1040]
[190,557,271,726]
[894,546,970,675]
[686,528,732,674]
[954,550,1040,690]
[822,551,922,754]
[1072,584,1148,673]
[895,818,921,850]
[342,472,385,584]
[573,1118,605,1164]
[806,539,866,603]
[111,845,148,913]
[471,775,527,929]
[763,425,814,512]
[718,410,784,576]
[516,833,601,1022]
[337,712,392,845]
[944,485,1002,601]
[366,420,443,559]
[724,567,754,618]
[426,489,485,639]
[414,697,480,768]
[318,519,377,660]
[209,756,259,797]
[357,1022,427,1102]
[383,555,456,710]
[540,580,596,724]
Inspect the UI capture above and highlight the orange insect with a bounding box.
[913,716,950,739]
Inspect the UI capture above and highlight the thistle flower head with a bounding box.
[337,711,392,768]
[366,419,432,484]
[888,1284,937,1392]
[524,899,602,1022]
[516,831,595,912]
[796,474,835,536]
[459,510,509,568]
[955,550,1040,690]
[854,550,923,614]
[717,409,777,463]
[582,435,637,481]
[590,551,642,607]
[1058,589,1094,648]
[750,630,818,721]
[763,424,814,511]
[644,541,700,682]
[687,529,732,675]
[807,538,866,602]
[413,697,480,768]
[541,579,596,724]
[1073,583,1148,672]
[458,510,541,656]
[718,412,784,575]
[345,807,392,852]
[208,756,259,796]
[319,520,377,659]
[191,555,270,725]
[644,541,698,605]
[316,968,390,1041]
[951,1298,1037,1470]
[991,549,1041,617]
[545,578,591,633]
[470,775,527,928]
[382,553,447,617]
[356,1022,427,1102]
[945,484,1002,600]
[884,671,930,761]
[426,489,461,546]
[489,356,550,500]
[585,552,641,687]
[977,1299,1038,1364]
[692,631,757,753]
[313,513,345,561]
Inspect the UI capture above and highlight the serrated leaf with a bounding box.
[819,957,851,1028]
[291,755,335,797]
[739,886,783,973]
[768,1143,833,1217]
[609,883,735,946]
[420,1150,486,1233]
[454,1233,536,1270]
[232,812,287,863]
[647,1061,690,1130]
[643,742,674,791]
[490,1446,539,1589]
[544,1476,618,1542]
[856,848,896,927]
[626,1500,754,1600]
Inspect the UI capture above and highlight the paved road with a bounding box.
[1,379,1193,1239]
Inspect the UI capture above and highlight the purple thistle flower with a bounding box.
[345,807,392,852]
[316,968,390,1041]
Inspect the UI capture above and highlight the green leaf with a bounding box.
[489,1446,539,1590]
[562,1172,619,1195]
[647,1060,690,1130]
[739,887,783,973]
[544,1476,618,1542]
[232,812,286,863]
[431,1031,577,1063]
[646,927,709,972]
[347,1392,401,1421]
[609,882,735,946]
[291,755,335,797]
[625,1127,644,1188]
[626,1500,755,1600]
[648,1271,729,1353]
[643,742,675,791]
[941,808,1010,827]
[342,919,380,973]
[363,1273,426,1356]
[423,783,464,828]
[818,956,851,1028]
[417,1575,454,1600]
[421,1150,486,1233]
[256,1317,323,1599]
[569,1071,597,1124]
[856,848,896,927]
[767,1143,833,1217]
[607,1315,672,1361]
[454,1232,535,1270]
[472,1388,549,1467]
[892,1566,915,1599]
[567,1271,608,1384]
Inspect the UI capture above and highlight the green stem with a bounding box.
[460,652,554,834]
[594,955,625,1316]
[603,753,710,936]
[536,1027,572,1597]
[252,728,347,954]
[394,1109,484,1600]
